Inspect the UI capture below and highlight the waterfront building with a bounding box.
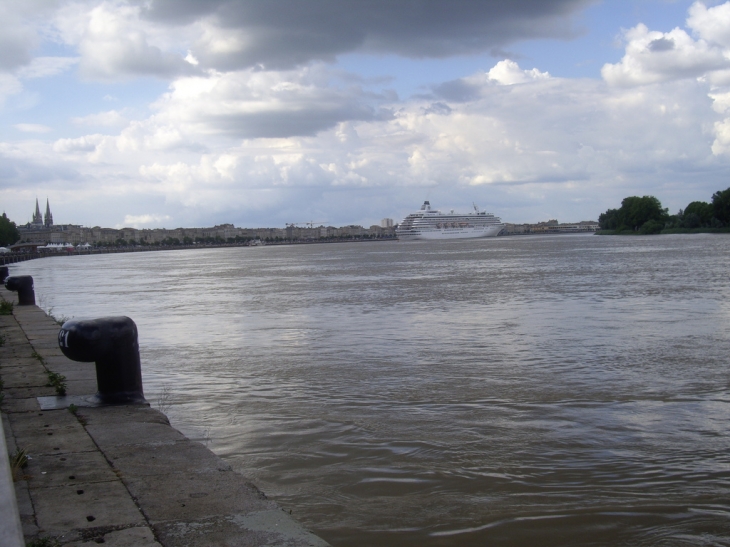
[18,198,80,244]
[12,198,395,246]
[502,220,599,235]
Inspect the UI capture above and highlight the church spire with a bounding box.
[44,198,53,227]
[32,198,43,226]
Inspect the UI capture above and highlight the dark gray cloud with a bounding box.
[0,0,53,72]
[0,33,33,71]
[140,0,594,70]
[0,150,83,189]
[648,37,675,52]
[206,104,390,139]
[433,79,482,102]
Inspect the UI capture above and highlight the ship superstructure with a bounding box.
[396,201,504,240]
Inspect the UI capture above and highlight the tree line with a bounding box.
[0,213,20,246]
[598,187,730,234]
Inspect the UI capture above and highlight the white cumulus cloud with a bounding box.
[601,23,728,87]
[488,59,550,85]
[53,134,105,153]
[687,1,730,48]
[54,0,195,81]
[597,1,730,158]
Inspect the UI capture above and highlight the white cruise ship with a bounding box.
[396,201,504,241]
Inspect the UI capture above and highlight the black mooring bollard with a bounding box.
[58,316,146,404]
[0,266,8,282]
[5,275,35,305]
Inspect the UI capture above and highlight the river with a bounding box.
[12,234,730,546]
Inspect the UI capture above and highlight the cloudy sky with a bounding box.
[2,0,730,229]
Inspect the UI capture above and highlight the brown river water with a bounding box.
[13,234,730,546]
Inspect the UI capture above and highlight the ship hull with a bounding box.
[397,224,503,241]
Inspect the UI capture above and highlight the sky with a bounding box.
[2,0,730,229]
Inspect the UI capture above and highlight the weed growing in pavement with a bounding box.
[0,301,12,315]
[68,403,87,425]
[47,307,70,326]
[46,371,67,396]
[31,350,44,363]
[10,447,28,481]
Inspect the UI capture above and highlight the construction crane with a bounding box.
[286,221,327,228]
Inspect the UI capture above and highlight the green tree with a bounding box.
[711,187,730,225]
[598,208,619,230]
[0,213,20,246]
[683,201,713,227]
[617,196,668,231]
[639,219,664,234]
[598,195,669,233]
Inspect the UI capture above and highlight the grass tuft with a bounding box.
[10,448,29,481]
[0,301,12,315]
[47,307,70,326]
[46,371,67,396]
[68,403,87,425]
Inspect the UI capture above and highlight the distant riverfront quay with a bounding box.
[8,198,598,250]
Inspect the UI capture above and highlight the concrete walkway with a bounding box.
[0,287,329,547]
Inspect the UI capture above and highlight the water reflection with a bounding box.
[13,234,730,546]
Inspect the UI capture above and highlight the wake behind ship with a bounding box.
[396,201,504,240]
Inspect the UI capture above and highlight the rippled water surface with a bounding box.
[13,234,730,546]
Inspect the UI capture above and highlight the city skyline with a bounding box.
[2,1,730,229]
[14,196,598,231]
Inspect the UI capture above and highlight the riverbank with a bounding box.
[1,237,398,267]
[595,227,730,235]
[0,287,329,547]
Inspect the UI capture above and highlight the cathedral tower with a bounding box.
[44,198,53,227]
[32,198,43,226]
